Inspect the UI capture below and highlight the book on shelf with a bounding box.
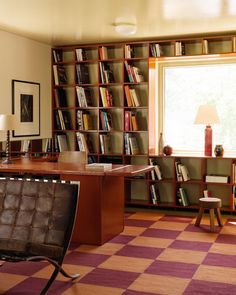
[178,187,189,206]
[179,164,190,181]
[100,110,113,131]
[53,65,67,85]
[100,134,112,154]
[150,183,160,205]
[57,110,72,130]
[124,85,141,107]
[149,158,162,180]
[205,175,229,183]
[99,87,113,107]
[82,112,93,130]
[150,43,162,57]
[77,110,93,130]
[175,41,185,56]
[75,48,87,61]
[21,140,31,153]
[57,134,69,152]
[99,62,114,84]
[99,46,108,60]
[54,88,68,108]
[76,64,90,84]
[124,61,144,83]
[52,49,63,63]
[76,86,92,107]
[85,163,112,171]
[203,39,208,54]
[128,135,140,155]
[175,162,190,181]
[125,45,134,58]
[76,132,88,153]
[124,111,138,131]
[43,138,52,153]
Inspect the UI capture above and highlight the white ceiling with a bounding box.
[0,0,236,46]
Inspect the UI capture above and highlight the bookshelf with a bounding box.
[52,33,236,210]
[130,155,236,213]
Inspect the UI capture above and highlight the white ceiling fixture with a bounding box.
[114,23,137,36]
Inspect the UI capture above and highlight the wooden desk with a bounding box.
[0,159,153,245]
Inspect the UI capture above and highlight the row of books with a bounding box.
[149,158,162,180]
[124,61,144,83]
[54,110,72,130]
[53,65,67,85]
[124,85,141,107]
[100,87,113,107]
[54,88,68,108]
[175,41,185,56]
[75,48,88,61]
[100,110,113,131]
[150,183,160,204]
[76,86,93,107]
[124,133,140,155]
[124,111,138,131]
[177,187,189,206]
[100,134,111,154]
[150,43,162,57]
[99,62,115,84]
[76,132,94,153]
[77,110,93,130]
[125,45,135,59]
[76,64,90,84]
[175,161,190,181]
[99,46,108,60]
[52,49,63,63]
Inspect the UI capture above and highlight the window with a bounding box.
[159,58,236,154]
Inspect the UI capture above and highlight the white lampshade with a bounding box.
[0,114,16,131]
[194,104,220,125]
[115,23,137,36]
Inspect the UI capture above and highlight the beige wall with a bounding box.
[0,29,51,141]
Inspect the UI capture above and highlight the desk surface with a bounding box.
[0,158,153,177]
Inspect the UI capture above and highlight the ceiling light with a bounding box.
[115,23,137,36]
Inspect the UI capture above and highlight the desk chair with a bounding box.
[0,178,80,294]
[58,151,88,164]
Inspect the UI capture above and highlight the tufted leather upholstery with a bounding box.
[0,178,79,294]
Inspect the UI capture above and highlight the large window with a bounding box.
[160,58,236,154]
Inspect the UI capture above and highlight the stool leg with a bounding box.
[195,207,204,226]
[209,209,215,232]
[215,208,223,227]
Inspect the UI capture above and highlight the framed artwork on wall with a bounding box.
[12,79,40,137]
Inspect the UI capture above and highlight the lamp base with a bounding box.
[2,158,13,164]
[205,125,212,157]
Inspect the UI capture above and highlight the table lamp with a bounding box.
[194,104,220,156]
[0,114,16,164]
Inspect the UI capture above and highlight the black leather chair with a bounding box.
[0,178,80,294]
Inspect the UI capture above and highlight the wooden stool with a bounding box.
[195,197,223,232]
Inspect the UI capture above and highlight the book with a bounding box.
[149,158,162,180]
[76,64,90,84]
[57,134,69,152]
[179,188,189,206]
[54,88,68,108]
[76,86,92,107]
[85,163,112,171]
[150,183,160,204]
[205,175,229,183]
[53,65,67,85]
[129,136,140,155]
[179,164,190,181]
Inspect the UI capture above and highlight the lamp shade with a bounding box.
[0,114,16,131]
[194,105,220,125]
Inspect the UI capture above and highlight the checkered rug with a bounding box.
[1,211,236,294]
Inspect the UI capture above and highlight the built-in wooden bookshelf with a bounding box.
[126,155,236,213]
[52,34,236,211]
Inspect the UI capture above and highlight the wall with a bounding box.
[0,29,51,141]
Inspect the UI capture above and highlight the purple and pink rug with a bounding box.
[1,211,236,294]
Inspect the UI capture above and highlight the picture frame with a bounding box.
[12,80,40,137]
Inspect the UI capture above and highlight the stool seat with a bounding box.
[195,197,223,232]
[199,197,222,209]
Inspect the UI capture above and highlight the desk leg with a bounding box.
[61,175,124,245]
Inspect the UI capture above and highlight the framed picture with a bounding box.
[12,80,40,137]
